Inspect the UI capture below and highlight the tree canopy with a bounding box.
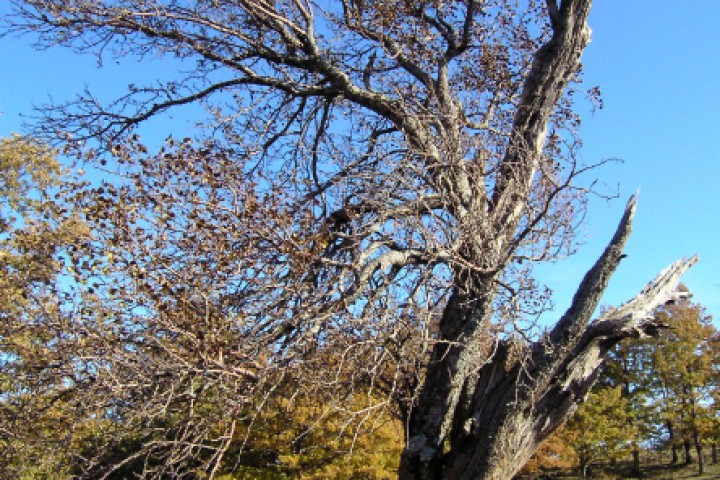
[0,1,697,479]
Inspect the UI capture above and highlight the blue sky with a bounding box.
[0,2,718,322]
[545,2,720,320]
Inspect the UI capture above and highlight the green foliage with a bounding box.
[651,300,716,473]
[0,135,84,478]
[530,297,720,475]
[217,386,403,479]
[566,386,637,472]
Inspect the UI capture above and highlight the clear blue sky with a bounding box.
[0,2,718,322]
[544,1,720,321]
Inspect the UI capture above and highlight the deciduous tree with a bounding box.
[565,386,636,479]
[0,135,90,478]
[652,301,716,475]
[600,335,655,474]
[1,2,697,478]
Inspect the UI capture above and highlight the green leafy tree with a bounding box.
[565,386,637,479]
[0,135,92,478]
[652,300,717,475]
[600,337,655,473]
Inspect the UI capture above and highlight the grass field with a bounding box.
[632,461,720,479]
[521,459,720,479]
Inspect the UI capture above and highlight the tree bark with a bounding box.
[632,447,641,475]
[416,6,703,458]
[399,1,597,476]
[667,420,679,464]
[399,193,696,479]
[694,431,704,474]
[684,440,692,465]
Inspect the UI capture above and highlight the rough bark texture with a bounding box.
[397,1,698,478]
[401,196,696,479]
[3,0,698,478]
[399,1,596,476]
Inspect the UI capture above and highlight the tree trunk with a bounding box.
[697,444,704,474]
[398,197,696,479]
[396,1,697,477]
[581,461,590,480]
[632,447,641,475]
[667,420,679,464]
[694,431,704,474]
[712,443,717,464]
[684,440,693,465]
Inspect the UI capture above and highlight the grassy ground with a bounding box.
[627,461,720,479]
[522,460,720,479]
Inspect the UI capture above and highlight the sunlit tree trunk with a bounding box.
[399,196,695,479]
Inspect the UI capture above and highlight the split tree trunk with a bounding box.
[399,196,696,479]
[397,0,697,478]
[400,1,597,476]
